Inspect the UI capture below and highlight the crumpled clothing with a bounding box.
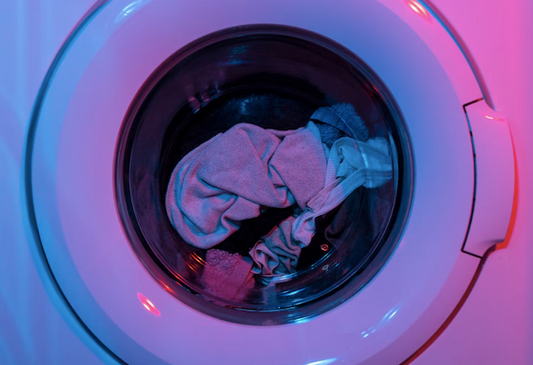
[249,215,300,277]
[166,102,393,279]
[250,136,392,276]
[165,121,327,249]
[291,136,393,246]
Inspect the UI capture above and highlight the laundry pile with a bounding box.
[166,103,393,297]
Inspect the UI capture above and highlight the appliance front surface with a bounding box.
[409,1,533,363]
[0,0,113,363]
[0,0,531,364]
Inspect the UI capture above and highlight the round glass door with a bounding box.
[115,24,412,325]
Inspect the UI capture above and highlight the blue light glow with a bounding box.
[114,0,151,23]
[305,358,337,365]
[383,308,399,322]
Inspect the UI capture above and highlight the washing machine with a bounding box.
[1,0,532,364]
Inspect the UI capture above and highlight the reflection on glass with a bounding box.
[406,0,431,21]
[305,358,338,365]
[137,292,161,316]
[114,0,151,24]
[361,305,400,338]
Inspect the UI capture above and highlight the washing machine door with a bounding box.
[26,0,515,363]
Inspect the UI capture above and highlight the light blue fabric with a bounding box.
[250,137,393,277]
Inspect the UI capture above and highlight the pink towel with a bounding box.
[201,249,255,302]
[166,122,327,249]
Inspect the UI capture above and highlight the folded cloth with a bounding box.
[166,122,327,249]
[250,136,392,276]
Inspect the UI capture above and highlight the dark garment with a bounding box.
[215,185,377,271]
[297,187,374,271]
[310,103,369,142]
[315,122,345,148]
[215,206,295,257]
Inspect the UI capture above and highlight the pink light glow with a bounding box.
[406,0,431,21]
[483,114,504,121]
[137,292,161,316]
